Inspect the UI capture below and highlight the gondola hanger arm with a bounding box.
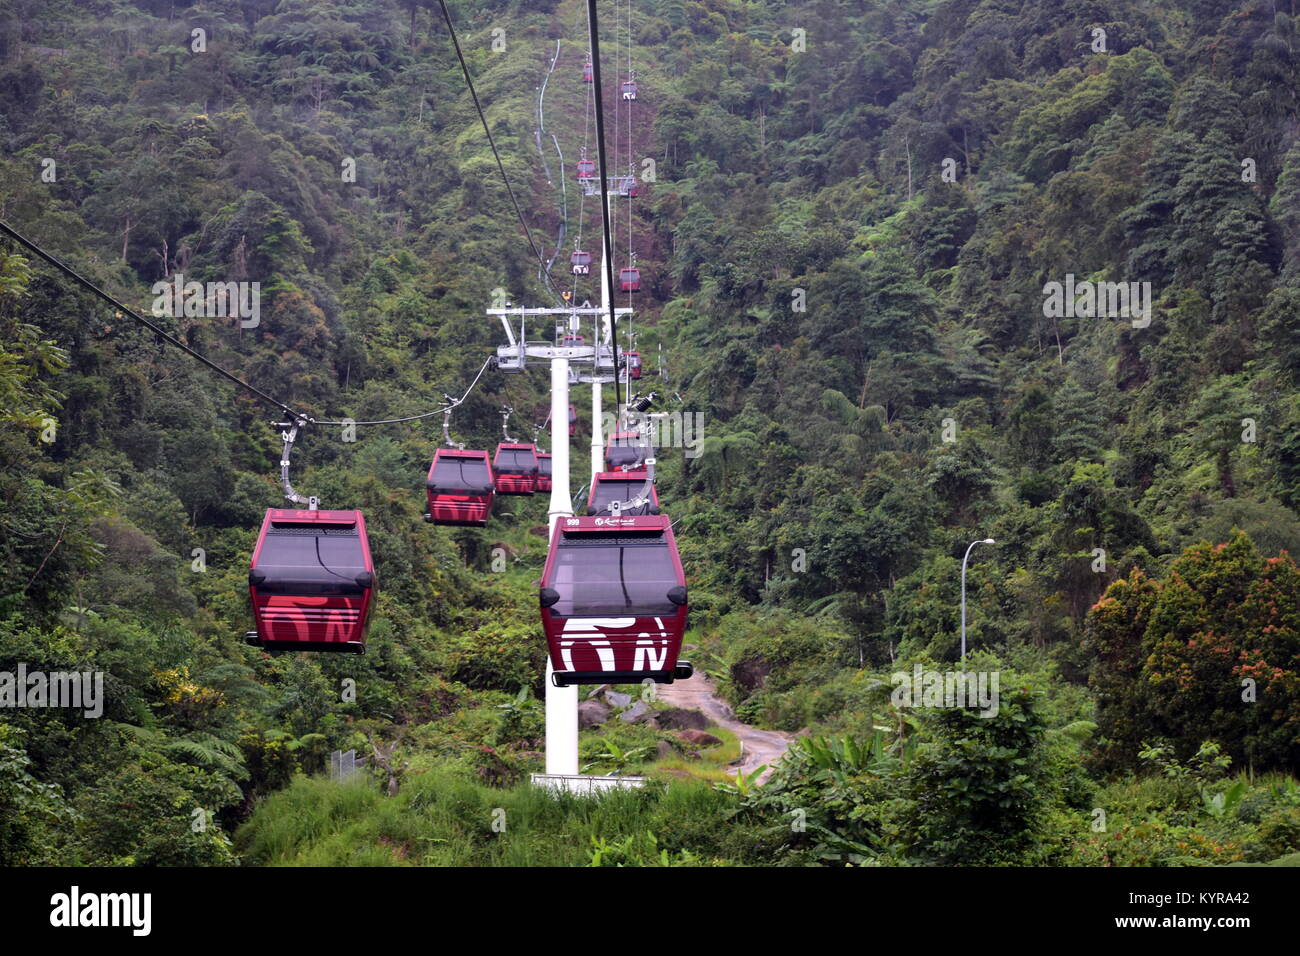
[277,418,318,510]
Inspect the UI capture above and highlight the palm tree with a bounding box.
[694,431,759,493]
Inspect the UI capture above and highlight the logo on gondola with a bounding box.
[557,619,669,672]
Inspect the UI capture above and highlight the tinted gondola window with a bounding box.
[605,445,642,468]
[496,449,537,474]
[550,532,678,616]
[590,480,641,511]
[257,524,368,594]
[431,457,492,493]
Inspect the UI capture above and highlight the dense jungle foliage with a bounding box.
[3,0,1300,866]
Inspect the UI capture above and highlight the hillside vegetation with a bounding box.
[3,0,1300,866]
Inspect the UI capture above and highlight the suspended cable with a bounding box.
[435,0,563,307]
[0,218,303,419]
[586,0,623,415]
[442,353,496,412]
[536,39,567,281]
[573,42,593,309]
[1,219,497,434]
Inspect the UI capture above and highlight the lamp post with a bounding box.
[961,538,995,663]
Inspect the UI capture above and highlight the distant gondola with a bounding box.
[604,430,646,471]
[493,442,539,495]
[426,448,494,526]
[587,471,660,516]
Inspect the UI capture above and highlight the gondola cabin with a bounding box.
[571,249,591,275]
[604,431,646,471]
[621,79,638,100]
[539,514,690,686]
[587,471,660,516]
[562,333,585,347]
[626,350,642,379]
[536,452,553,493]
[582,59,593,83]
[576,158,596,179]
[426,448,494,526]
[493,442,538,495]
[569,404,578,437]
[619,267,640,292]
[247,509,375,654]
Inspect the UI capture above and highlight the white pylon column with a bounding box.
[545,353,578,775]
[592,193,614,484]
[591,374,603,484]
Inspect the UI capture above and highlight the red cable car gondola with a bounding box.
[619,267,640,292]
[537,452,553,493]
[570,249,591,275]
[539,514,691,686]
[583,58,593,83]
[426,448,494,526]
[247,509,375,654]
[569,403,578,437]
[626,350,642,379]
[604,431,646,471]
[493,442,538,495]
[588,471,660,516]
[576,158,596,179]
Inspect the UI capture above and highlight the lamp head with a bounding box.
[983,538,996,544]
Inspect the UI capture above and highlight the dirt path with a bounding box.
[658,669,793,784]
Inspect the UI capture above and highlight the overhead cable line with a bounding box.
[0,218,303,419]
[436,0,564,307]
[0,220,494,433]
[585,0,623,414]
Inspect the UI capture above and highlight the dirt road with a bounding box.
[658,669,793,783]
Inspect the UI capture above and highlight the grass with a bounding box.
[236,763,754,866]
[645,725,743,784]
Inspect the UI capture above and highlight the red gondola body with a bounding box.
[626,350,642,379]
[493,442,538,495]
[426,448,494,526]
[248,509,375,654]
[539,514,690,686]
[619,267,640,292]
[583,59,593,83]
[569,403,577,437]
[587,471,660,515]
[576,158,596,179]
[537,452,553,493]
[604,431,646,471]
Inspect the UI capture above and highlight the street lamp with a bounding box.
[961,538,995,663]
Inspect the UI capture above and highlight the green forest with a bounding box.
[3,0,1300,868]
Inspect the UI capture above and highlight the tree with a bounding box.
[1087,533,1300,773]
